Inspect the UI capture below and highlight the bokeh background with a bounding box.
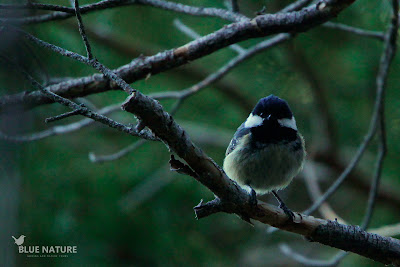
[0,0,399,266]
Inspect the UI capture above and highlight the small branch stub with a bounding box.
[169,155,198,178]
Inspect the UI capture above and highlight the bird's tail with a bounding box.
[11,236,16,241]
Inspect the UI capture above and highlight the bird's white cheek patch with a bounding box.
[278,117,297,130]
[244,113,263,128]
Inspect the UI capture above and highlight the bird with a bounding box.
[12,235,26,246]
[223,95,306,220]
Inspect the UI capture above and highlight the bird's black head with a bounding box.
[252,95,293,120]
[244,95,298,144]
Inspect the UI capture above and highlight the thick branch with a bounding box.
[0,0,355,112]
[311,221,400,265]
[121,92,248,203]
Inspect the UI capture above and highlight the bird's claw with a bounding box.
[279,202,295,222]
[248,187,258,207]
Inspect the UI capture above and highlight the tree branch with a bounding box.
[1,0,247,25]
[280,244,348,267]
[73,0,93,59]
[0,0,356,112]
[89,139,147,163]
[323,22,385,40]
[0,103,120,142]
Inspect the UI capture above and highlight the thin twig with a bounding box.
[0,104,120,142]
[279,244,348,267]
[150,33,291,101]
[1,0,247,25]
[89,139,147,163]
[0,2,79,13]
[45,108,82,123]
[323,22,385,41]
[361,124,386,229]
[279,0,313,13]
[73,0,93,59]
[88,116,233,163]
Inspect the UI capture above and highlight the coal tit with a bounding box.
[223,95,306,218]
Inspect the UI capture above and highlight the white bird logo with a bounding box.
[11,235,26,246]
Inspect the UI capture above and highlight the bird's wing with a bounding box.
[225,122,250,156]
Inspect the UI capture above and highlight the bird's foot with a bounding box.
[271,190,295,222]
[279,202,295,222]
[248,187,258,207]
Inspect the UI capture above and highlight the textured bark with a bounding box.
[311,221,400,265]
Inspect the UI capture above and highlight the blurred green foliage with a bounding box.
[0,0,399,266]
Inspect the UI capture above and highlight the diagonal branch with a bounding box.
[73,0,93,59]
[0,0,356,112]
[149,33,291,101]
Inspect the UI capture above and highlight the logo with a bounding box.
[12,235,26,246]
[12,235,78,258]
